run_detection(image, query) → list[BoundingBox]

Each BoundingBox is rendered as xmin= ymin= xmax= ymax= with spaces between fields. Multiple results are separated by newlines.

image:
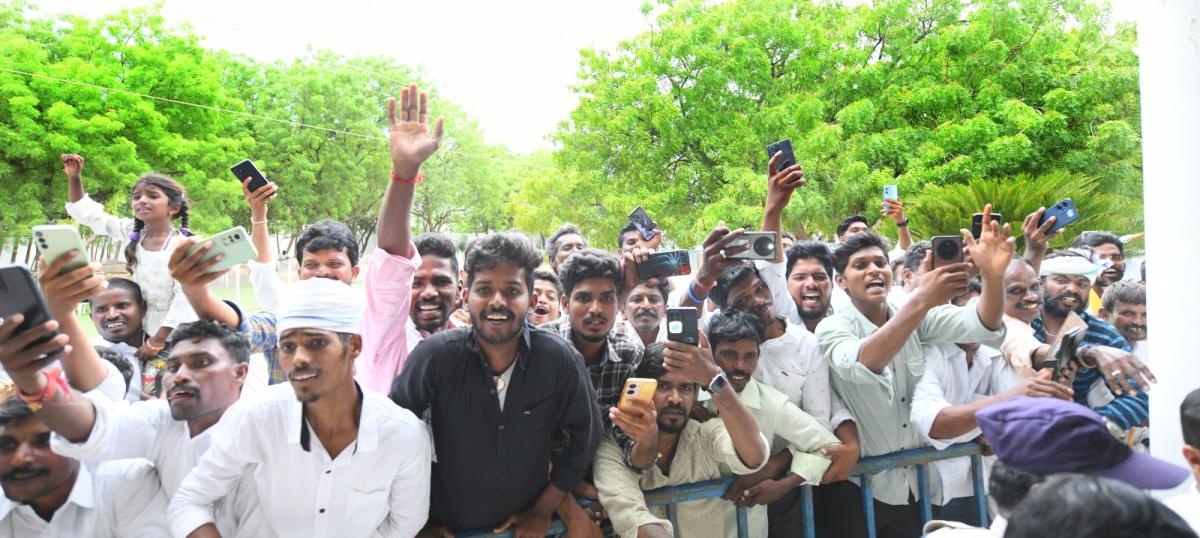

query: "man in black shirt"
xmin=392 ymin=231 xmax=602 ymax=537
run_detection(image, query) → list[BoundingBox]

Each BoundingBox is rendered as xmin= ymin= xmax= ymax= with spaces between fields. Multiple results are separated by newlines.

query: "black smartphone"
xmin=636 ymin=250 xmax=692 ymax=281
xmin=1043 ymin=327 xmax=1084 ymax=383
xmin=0 ymin=265 xmax=62 ymax=353
xmin=766 ymin=139 xmax=796 ymax=172
xmin=1039 ymin=198 xmax=1080 ymax=235
xmin=666 ymin=307 xmax=699 ymax=346
xmin=231 ymin=159 xmax=269 ymax=193
xmin=628 ymin=207 xmax=658 ymax=241
xmin=930 ymin=236 xmax=964 ymax=269
xmin=971 ymin=213 xmax=1002 ymax=240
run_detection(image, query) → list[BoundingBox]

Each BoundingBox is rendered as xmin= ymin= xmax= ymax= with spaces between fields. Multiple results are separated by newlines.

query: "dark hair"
xmin=709 ymin=264 xmax=761 ymax=310
xmin=167 ymin=321 xmax=250 ymax=365
xmin=1071 ymin=231 xmax=1124 ymax=256
xmin=629 ymin=277 xmax=671 ymax=305
xmin=1101 ymin=280 xmax=1145 ymax=312
xmin=89 ymin=277 xmax=146 ymax=310
xmin=95 ymin=346 xmax=134 ymax=391
xmin=125 ymin=173 xmax=193 ymax=273
xmin=902 ymin=241 xmax=932 ymax=274
xmin=294 ymin=219 xmax=360 ymax=267
xmin=782 ymin=232 xmax=796 ymax=241
xmin=832 ymin=232 xmax=890 ymax=275
xmin=989 ymin=461 xmax=1045 ymax=516
xmin=1004 ymin=474 xmax=1196 ymax=538
xmin=466 ymin=231 xmax=542 ymax=292
xmin=558 ymin=248 xmax=623 ymax=298
xmin=533 ymin=269 xmax=564 ymax=298
xmin=1182 ymin=388 xmax=1200 ymax=448
xmin=785 ymin=241 xmax=834 ymax=280
xmin=0 ymin=396 xmax=34 ymax=427
xmin=546 ymin=224 xmax=586 ymax=263
xmin=617 ymin=222 xmax=639 ymax=249
xmin=415 ymin=233 xmax=459 ymax=274
xmin=966 ymin=276 xmax=982 ymax=295
xmin=635 ymin=342 xmax=668 ymax=379
xmin=706 ymin=309 xmax=765 ymax=351
xmin=836 ymin=215 xmax=869 ymax=238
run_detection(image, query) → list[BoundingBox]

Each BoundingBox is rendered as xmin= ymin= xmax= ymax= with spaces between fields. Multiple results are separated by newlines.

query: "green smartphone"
xmin=32 ymin=225 xmax=90 ymax=274
xmin=185 ymin=226 xmax=257 ymax=273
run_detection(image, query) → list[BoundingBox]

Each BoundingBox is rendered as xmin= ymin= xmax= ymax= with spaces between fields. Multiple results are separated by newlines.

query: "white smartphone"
xmin=32 ymin=225 xmax=90 ymax=274
xmin=185 ymin=226 xmax=257 ymax=273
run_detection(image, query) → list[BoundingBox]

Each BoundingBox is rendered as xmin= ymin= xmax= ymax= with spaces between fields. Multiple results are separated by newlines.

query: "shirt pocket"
xmin=343 ymin=488 xmax=390 ymax=536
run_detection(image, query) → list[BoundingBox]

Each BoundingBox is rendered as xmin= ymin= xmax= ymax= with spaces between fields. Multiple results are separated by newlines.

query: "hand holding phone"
xmin=636 ymin=250 xmax=692 ymax=281
xmin=628 ymin=207 xmax=658 ymax=241
xmin=725 ymin=231 xmax=778 ymax=261
xmin=618 ymin=378 xmax=658 ymax=413
xmin=766 ymin=139 xmax=796 ymax=172
xmin=930 ymin=236 xmax=964 ymax=269
xmin=0 ymin=265 xmax=66 ymax=368
xmin=182 ymin=226 xmax=258 ymax=274
xmin=32 ymin=225 xmax=90 ymax=275
xmin=231 ymin=159 xmax=270 ymax=194
xmin=666 ymin=307 xmax=699 ymax=346
xmin=1038 ymin=198 xmax=1080 ymax=235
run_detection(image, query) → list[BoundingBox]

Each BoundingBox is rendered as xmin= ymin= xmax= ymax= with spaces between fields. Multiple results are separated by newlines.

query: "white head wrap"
xmin=1039 ymin=253 xmax=1103 ymax=284
xmin=276 ymin=278 xmax=365 ymax=335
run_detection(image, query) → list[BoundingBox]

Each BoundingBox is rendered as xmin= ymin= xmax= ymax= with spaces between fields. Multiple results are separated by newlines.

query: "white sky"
xmin=26 ymin=0 xmax=1138 ymax=153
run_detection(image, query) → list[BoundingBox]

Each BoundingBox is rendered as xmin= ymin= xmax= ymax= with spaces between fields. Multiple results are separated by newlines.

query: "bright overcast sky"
xmin=27 ymin=0 xmax=1138 ymax=154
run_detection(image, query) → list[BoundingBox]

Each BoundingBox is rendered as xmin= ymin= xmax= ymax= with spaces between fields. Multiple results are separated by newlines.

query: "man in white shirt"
xmin=1164 ymin=388 xmax=1200 ymax=533
xmin=169 ymin=278 xmax=431 ymax=538
xmin=0 ymin=394 xmax=170 ymax=537
xmin=86 ymin=277 xmax=157 ymax=401
xmin=1098 ymin=281 xmax=1148 ymax=365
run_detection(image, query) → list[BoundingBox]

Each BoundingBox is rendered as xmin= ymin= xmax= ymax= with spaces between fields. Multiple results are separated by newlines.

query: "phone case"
xmin=970 ymin=213 xmax=1002 ymax=240
xmin=32 ymin=225 xmax=90 ymax=274
xmin=628 ymin=207 xmax=658 ymax=241
xmin=186 ymin=226 xmax=258 ymax=273
xmin=231 ymin=159 xmax=269 ymax=193
xmin=666 ymin=307 xmax=699 ymax=345
xmin=0 ymin=265 xmax=61 ymax=349
xmin=636 ymin=250 xmax=692 ymax=280
xmin=766 ymin=139 xmax=796 ymax=171
xmin=930 ymin=236 xmax=964 ymax=268
xmin=1040 ymin=198 xmax=1079 ymax=234
xmin=726 ymin=231 xmax=778 ymax=260
xmin=883 ymin=185 xmax=899 ymax=200
xmin=618 ymin=378 xmax=658 ymax=411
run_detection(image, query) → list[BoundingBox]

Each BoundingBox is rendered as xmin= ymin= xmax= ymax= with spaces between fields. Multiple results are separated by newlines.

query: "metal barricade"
xmin=463 ymin=442 xmax=987 ymax=537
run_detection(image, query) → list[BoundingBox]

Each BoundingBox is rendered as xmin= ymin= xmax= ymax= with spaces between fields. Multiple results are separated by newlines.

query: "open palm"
xmin=388 ymin=83 xmax=445 ymax=172
xmin=964 ymin=204 xmax=1015 ymax=279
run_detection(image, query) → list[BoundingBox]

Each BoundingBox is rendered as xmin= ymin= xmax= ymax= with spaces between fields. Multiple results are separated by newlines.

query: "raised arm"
xmin=378 ymin=84 xmax=444 ymax=257
xmin=963 ymin=205 xmax=1013 ymax=332
xmin=241 ymin=177 xmax=278 ymax=265
xmin=663 ymin=340 xmax=765 ymax=468
xmin=679 ymin=224 xmax=749 ymax=309
xmin=882 ymin=197 xmax=913 ymax=252
xmin=168 ymin=237 xmax=240 ymax=328
xmin=763 ymin=151 xmax=806 ymax=264
xmin=63 ymin=153 xmax=85 ymax=203
xmin=37 ymin=252 xmax=110 ymax=391
xmin=1021 ymin=207 xmax=1058 ymax=273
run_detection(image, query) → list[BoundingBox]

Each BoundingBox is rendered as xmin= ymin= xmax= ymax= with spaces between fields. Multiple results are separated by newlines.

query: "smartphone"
xmin=930 ymin=236 xmax=964 ymax=269
xmin=883 ymin=185 xmax=899 ymax=201
xmin=230 ymin=159 xmax=269 ymax=193
xmin=666 ymin=307 xmax=699 ymax=346
xmin=1043 ymin=327 xmax=1084 ymax=384
xmin=184 ymin=226 xmax=258 ymax=273
xmin=725 ymin=231 xmax=778 ymax=261
xmin=636 ymin=250 xmax=692 ymax=281
xmin=766 ymin=139 xmax=796 ymax=172
xmin=971 ymin=213 xmax=1002 ymax=240
xmin=32 ymin=225 xmax=90 ymax=275
xmin=1039 ymin=198 xmax=1080 ymax=235
xmin=628 ymin=207 xmax=658 ymax=241
xmin=618 ymin=378 xmax=658 ymax=412
xmin=0 ymin=265 xmax=62 ymax=352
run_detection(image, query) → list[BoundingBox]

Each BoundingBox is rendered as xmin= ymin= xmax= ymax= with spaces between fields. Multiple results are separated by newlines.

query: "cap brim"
xmin=1091 ymin=450 xmax=1190 ymax=490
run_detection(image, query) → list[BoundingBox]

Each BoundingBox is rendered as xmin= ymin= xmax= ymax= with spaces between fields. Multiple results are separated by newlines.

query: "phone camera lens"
xmin=34 ymin=232 xmax=42 ymax=237
xmin=754 ymin=236 xmax=775 ymax=255
xmin=936 ymin=241 xmax=960 ymax=260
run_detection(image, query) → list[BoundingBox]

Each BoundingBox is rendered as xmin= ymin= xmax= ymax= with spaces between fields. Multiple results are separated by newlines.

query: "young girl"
xmin=62 ymin=153 xmax=198 ymax=368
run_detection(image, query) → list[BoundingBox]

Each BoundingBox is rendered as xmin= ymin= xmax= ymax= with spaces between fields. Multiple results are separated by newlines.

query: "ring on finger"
xmin=1110 ymin=370 xmax=1123 ymax=377
xmin=719 ymin=250 xmax=726 ymax=259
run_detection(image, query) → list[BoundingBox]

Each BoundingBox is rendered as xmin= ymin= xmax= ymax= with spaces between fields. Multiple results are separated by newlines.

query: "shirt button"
xmin=900 ymin=397 xmax=906 ymax=402
xmin=319 ymin=509 xmax=326 ymax=514
xmin=490 ymin=388 xmax=497 ymax=394
xmin=325 ymin=470 xmax=331 ymax=474
xmin=902 ymin=424 xmax=908 ymax=428
xmin=499 ymin=425 xmax=506 ymax=431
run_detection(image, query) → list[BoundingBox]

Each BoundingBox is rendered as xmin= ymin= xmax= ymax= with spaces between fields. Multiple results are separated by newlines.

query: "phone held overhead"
xmin=930 ymin=236 xmax=964 ymax=269
xmin=636 ymin=250 xmax=692 ymax=281
xmin=1039 ymin=198 xmax=1080 ymax=235
xmin=766 ymin=139 xmax=796 ymax=171
xmin=230 ymin=159 xmax=270 ymax=193
xmin=184 ymin=226 xmax=258 ymax=273
xmin=32 ymin=225 xmax=90 ymax=275
xmin=971 ymin=213 xmax=1002 ymax=240
xmin=628 ymin=207 xmax=659 ymax=241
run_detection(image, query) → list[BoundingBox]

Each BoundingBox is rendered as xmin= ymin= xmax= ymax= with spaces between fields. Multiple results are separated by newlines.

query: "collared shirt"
xmin=1031 ymin=312 xmax=1148 ymax=430
xmin=168 ymin=382 xmax=431 ymax=537
xmin=359 ymin=246 xmax=421 ymax=393
xmin=702 ymin=378 xmax=839 ymax=538
xmin=90 ymin=337 xmax=149 ymax=401
xmin=391 ymin=324 xmax=602 ymax=532
xmin=756 ymin=321 xmax=855 ymax=432
xmin=911 ymin=343 xmax=1017 ymax=504
xmin=755 ymin=259 xmax=802 ymax=327
xmin=50 ymin=395 xmax=266 ymax=536
xmin=0 ymin=460 xmax=170 ymax=537
xmin=549 ymin=317 xmax=645 ymax=468
xmin=405 ymin=314 xmax=469 ymax=354
xmin=815 ymin=299 xmax=1005 ymax=505
xmin=594 ymin=419 xmax=769 ymax=538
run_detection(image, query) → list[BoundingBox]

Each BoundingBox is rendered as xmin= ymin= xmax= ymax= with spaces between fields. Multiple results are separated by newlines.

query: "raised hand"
xmin=38 ymin=252 xmax=106 ymax=319
xmin=0 ymin=315 xmax=69 ymax=393
xmin=169 ymin=237 xmax=228 ymax=290
xmin=662 ymin=341 xmax=721 ymax=386
xmin=882 ymin=198 xmax=906 ymax=224
xmin=1022 ymin=207 xmax=1059 ymax=254
xmin=695 ymin=222 xmax=750 ymax=286
xmin=910 ymin=251 xmax=971 ymax=309
xmin=388 ymin=84 xmax=445 ymax=178
xmin=61 ymin=153 xmax=84 ymax=179
xmin=766 ymin=151 xmax=806 ymax=212
xmin=962 ymin=204 xmax=1015 ymax=281
xmin=241 ymin=177 xmax=278 ymax=221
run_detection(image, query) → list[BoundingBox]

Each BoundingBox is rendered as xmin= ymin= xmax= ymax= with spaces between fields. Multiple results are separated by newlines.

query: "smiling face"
xmin=652 ymin=371 xmax=697 ymax=434
xmin=1042 ymin=274 xmax=1092 ymax=319
xmin=1106 ymin=301 xmax=1147 ymax=343
xmin=0 ymin=414 xmax=78 ymax=505
xmin=837 ymin=246 xmax=891 ymax=308
xmin=713 ymin=338 xmax=760 ymax=393
xmin=1004 ymin=261 xmax=1042 ymax=323
xmin=1091 ymin=243 xmax=1126 ymax=286
xmin=129 ymin=183 xmax=179 ymax=224
xmin=163 ymin=338 xmax=247 ymax=423
xmin=467 ymin=262 xmax=531 ymax=346
xmin=787 ymin=258 xmax=832 ymax=322
xmin=624 ymin=283 xmax=666 ymax=334
xmin=279 ymin=329 xmax=360 ymax=404
xmin=411 ymin=255 xmax=459 ymax=334
xmin=529 ymin=278 xmax=561 ymax=326
xmin=565 ymin=277 xmax=618 ymax=343
xmin=90 ymin=287 xmax=145 ymax=345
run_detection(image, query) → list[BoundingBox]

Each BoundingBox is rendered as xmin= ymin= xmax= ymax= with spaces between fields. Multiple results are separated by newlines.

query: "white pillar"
xmin=1139 ymin=0 xmax=1200 ymax=480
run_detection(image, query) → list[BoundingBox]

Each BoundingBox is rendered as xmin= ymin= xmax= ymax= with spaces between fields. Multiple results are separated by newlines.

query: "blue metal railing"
xmin=464 ymin=442 xmax=987 ymax=537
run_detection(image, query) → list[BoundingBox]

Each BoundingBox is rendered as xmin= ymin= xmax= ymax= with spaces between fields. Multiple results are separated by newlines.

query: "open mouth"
xmin=865 ymin=278 xmax=887 ymax=291
xmin=729 ymin=373 xmax=750 ymax=382
xmin=2 ymin=469 xmax=48 ymax=482
xmin=134 ymin=206 xmax=152 ymax=214
xmin=1018 ymin=302 xmax=1039 ymax=311
xmin=102 ymin=319 xmax=128 ymax=330
xmin=167 ymin=388 xmax=197 ymax=402
xmin=484 ymin=313 xmax=514 ymax=323
xmin=800 ymin=292 xmax=823 ymax=305
xmin=415 ymin=303 xmax=445 ymax=321
xmin=533 ymin=305 xmax=550 ymax=316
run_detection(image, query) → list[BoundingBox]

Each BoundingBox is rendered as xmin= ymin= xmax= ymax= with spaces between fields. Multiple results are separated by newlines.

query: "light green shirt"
xmin=702 ymin=378 xmax=840 ymax=537
xmin=815 ymin=299 xmax=1004 ymax=505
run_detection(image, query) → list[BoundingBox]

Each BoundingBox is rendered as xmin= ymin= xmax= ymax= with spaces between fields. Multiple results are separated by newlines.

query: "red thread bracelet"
xmin=390 ymin=171 xmax=425 ymax=185
xmin=18 ymin=366 xmax=71 ymax=411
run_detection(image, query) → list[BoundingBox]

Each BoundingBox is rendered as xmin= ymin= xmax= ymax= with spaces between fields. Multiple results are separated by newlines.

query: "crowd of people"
xmin=0 ymin=83 xmax=1194 ymax=538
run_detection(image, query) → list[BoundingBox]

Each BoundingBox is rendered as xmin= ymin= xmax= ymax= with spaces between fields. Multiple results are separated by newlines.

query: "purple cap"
xmin=976 ymin=396 xmax=1187 ymax=490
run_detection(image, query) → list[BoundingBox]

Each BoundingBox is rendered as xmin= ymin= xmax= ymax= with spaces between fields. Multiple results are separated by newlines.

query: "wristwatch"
xmin=896 ymin=218 xmax=909 ymax=228
xmin=707 ymin=372 xmax=730 ymax=395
